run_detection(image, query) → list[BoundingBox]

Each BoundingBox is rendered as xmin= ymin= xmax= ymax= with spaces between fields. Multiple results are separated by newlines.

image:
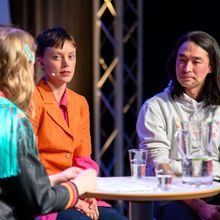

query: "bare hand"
xmin=60 ymin=167 xmax=83 ymax=182
xmin=71 ymin=169 xmax=97 ymax=195
xmin=83 ymin=198 xmax=99 ymax=216
xmin=49 ymin=166 xmax=83 ymax=186
xmin=75 ymin=198 xmax=99 ymax=220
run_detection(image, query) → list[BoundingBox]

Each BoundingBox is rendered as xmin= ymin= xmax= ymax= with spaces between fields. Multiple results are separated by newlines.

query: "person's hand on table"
xmin=75 ymin=198 xmax=99 ymax=220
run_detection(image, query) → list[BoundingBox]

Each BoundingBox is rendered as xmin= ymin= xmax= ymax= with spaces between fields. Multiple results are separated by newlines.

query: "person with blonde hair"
xmin=0 ymin=26 xmax=97 ymax=220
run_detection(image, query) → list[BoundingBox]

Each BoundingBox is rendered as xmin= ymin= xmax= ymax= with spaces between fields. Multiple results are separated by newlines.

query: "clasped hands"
xmin=75 ymin=197 xmax=99 ymax=220
xmin=49 ymin=166 xmax=99 ymax=219
xmin=63 ymin=167 xmax=99 ymax=219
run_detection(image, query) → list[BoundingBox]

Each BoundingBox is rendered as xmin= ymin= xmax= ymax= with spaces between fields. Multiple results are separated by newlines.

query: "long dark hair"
xmin=167 ymin=31 xmax=220 ymax=106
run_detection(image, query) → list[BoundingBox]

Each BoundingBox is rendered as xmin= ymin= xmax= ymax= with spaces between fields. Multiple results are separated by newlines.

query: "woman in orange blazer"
xmin=29 ymin=78 xmax=97 ymax=175
xmin=28 ymin=27 xmax=128 ymax=220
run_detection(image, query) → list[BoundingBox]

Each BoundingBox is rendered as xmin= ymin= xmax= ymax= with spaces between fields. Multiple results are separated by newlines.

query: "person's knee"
xmin=57 ymin=208 xmax=91 ymax=220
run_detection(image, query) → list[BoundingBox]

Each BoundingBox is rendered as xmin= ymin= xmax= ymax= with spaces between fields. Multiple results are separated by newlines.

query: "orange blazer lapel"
xmin=38 ymin=80 xmax=73 ymax=137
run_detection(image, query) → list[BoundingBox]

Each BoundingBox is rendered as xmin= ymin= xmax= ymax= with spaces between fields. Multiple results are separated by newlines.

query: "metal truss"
xmin=93 ymin=0 xmax=143 ymax=178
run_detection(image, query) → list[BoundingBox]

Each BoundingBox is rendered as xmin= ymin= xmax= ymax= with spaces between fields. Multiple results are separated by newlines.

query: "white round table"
xmin=84 ymin=176 xmax=220 ymax=220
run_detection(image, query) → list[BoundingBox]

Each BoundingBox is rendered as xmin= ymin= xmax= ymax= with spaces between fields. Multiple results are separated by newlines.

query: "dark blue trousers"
xmin=57 ymin=206 xmax=128 ymax=220
xmin=154 ymin=193 xmax=220 ymax=220
xmin=155 ymin=201 xmax=200 ymax=220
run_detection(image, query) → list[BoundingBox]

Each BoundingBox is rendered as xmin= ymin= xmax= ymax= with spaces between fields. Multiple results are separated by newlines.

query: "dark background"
xmin=143 ymin=0 xmax=220 ymax=100
xmin=7 ymin=0 xmax=220 ymax=108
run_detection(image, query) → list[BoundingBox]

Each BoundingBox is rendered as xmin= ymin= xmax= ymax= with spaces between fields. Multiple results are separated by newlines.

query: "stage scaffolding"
xmin=93 ymin=0 xmax=143 ymax=179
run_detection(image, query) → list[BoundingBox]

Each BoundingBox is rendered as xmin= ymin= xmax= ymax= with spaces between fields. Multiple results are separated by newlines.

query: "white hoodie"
xmin=137 ymin=86 xmax=220 ymax=180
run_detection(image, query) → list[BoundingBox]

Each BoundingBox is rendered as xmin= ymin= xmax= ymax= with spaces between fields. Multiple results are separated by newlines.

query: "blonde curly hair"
xmin=0 ymin=26 xmax=36 ymax=111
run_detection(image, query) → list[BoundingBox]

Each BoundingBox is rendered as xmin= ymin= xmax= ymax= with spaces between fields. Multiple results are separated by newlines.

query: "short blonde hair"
xmin=0 ymin=27 xmax=36 ymax=111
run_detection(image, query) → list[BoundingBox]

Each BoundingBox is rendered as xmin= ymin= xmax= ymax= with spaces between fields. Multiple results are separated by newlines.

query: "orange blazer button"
xmin=65 ymin=153 xmax=71 ymax=159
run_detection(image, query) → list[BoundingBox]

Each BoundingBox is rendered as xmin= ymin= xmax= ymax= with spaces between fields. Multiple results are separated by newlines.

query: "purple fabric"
xmin=36 ymin=213 xmax=58 ymax=220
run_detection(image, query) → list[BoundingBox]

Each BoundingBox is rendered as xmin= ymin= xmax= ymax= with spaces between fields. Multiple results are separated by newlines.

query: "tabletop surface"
xmin=84 ymin=176 xmax=220 ymax=201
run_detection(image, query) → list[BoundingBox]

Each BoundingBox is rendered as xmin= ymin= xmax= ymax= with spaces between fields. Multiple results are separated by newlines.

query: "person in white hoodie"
xmin=137 ymin=31 xmax=220 ymax=220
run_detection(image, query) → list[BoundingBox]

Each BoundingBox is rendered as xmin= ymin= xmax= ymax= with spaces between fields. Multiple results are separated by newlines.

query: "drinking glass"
xmin=153 ymin=158 xmax=173 ymax=190
xmin=128 ymin=149 xmax=148 ymax=178
xmin=175 ymin=121 xmax=213 ymax=185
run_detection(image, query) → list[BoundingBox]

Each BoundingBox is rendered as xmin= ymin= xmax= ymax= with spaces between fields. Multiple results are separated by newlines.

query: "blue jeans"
xmin=57 ymin=207 xmax=128 ymax=220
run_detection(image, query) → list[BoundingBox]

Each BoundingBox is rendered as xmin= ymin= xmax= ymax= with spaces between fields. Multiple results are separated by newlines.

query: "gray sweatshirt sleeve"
xmin=136 ymin=99 xmax=171 ymax=162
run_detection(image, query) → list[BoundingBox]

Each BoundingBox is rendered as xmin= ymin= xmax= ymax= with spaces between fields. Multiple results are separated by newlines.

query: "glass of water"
xmin=128 ymin=149 xmax=148 ymax=178
xmin=175 ymin=120 xmax=213 ymax=185
xmin=154 ymin=158 xmax=173 ymax=190
xmin=182 ymin=155 xmax=213 ymax=185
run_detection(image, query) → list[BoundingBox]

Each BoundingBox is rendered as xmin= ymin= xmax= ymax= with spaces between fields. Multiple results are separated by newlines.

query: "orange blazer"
xmin=27 ymin=79 xmax=95 ymax=175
